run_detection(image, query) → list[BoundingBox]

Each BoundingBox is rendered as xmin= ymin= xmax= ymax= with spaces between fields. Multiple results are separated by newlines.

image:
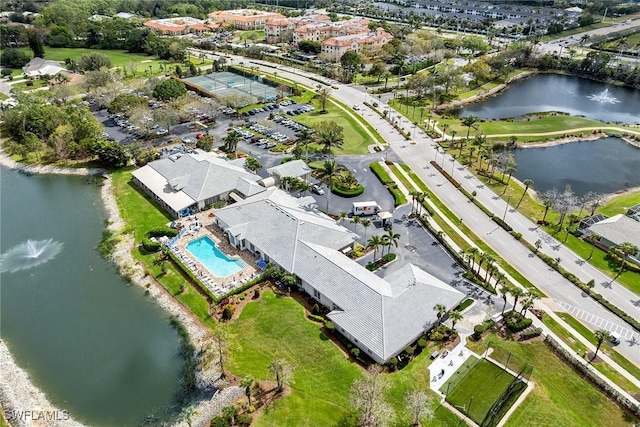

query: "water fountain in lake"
xmin=587 ymin=88 xmax=620 ymax=104
xmin=0 ymin=239 xmax=63 ymax=273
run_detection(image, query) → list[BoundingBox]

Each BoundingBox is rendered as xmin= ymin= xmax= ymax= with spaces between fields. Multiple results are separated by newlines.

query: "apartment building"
xmin=208 ymin=9 xmax=284 ymax=30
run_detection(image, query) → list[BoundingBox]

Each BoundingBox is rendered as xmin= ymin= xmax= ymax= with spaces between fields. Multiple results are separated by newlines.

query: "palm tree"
xmin=368 ymin=235 xmax=383 ymax=262
xmin=316 ymin=86 xmax=331 ymax=112
xmin=361 ymin=219 xmax=371 ymax=241
xmin=222 ymin=130 xmax=241 ymax=158
xmin=449 ymin=310 xmax=463 ymax=332
xmin=317 ymin=160 xmax=338 ymax=213
xmin=352 ymin=215 xmax=362 ymax=234
xmin=613 ymin=242 xmax=639 ymax=280
xmin=541 ymin=199 xmax=553 ymax=223
xmin=314 ymin=121 xmax=344 ymax=154
xmin=467 ymin=247 xmax=480 ymax=272
xmin=483 ymin=254 xmax=496 ymax=281
xmin=240 ymin=376 xmax=256 ymax=406
xmin=338 ymin=211 xmax=348 ymax=224
xmin=593 ymin=329 xmax=611 ymax=361
xmin=433 ymin=303 xmax=447 ymax=325
xmin=295 ymin=127 xmax=314 ymax=159
xmin=441 ymin=123 xmax=449 ymax=140
xmin=499 ymin=282 xmax=512 ymax=315
xmin=383 ymin=229 xmax=401 ymax=255
xmin=461 ymin=115 xmax=479 ymax=140
xmin=516 ymin=179 xmax=533 ymax=208
xmin=520 ymin=292 xmax=539 ymax=315
xmin=587 ymin=233 xmax=600 ymax=260
xmin=511 ymin=287 xmax=526 ymax=312
xmin=409 ymin=189 xmax=420 ymax=214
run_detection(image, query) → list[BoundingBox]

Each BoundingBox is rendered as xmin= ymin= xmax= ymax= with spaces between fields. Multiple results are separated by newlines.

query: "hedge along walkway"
xmin=432 ymin=124 xmax=640 ymax=142
xmin=388 ymin=163 xmax=640 ymax=401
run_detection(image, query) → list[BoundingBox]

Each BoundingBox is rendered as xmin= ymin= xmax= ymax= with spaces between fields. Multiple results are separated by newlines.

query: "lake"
xmin=462 ymin=74 xmax=640 ymax=124
xmin=513 ymin=137 xmax=640 ymax=196
xmin=0 ymin=167 xmax=182 ymax=426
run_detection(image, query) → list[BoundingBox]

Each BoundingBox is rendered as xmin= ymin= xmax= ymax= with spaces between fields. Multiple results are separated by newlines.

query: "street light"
xmin=502 ymin=195 xmax=512 ymax=221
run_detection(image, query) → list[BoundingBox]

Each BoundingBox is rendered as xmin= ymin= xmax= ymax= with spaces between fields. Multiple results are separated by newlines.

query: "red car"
xmin=195 ymin=133 xmax=205 ymax=139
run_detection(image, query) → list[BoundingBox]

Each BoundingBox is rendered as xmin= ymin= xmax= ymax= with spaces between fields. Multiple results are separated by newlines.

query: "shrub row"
xmin=520 ymin=240 xmax=640 ymax=332
xmin=429 ymin=160 xmax=461 ymax=188
xmin=332 ymin=184 xmax=365 ymax=197
xmin=388 ymin=183 xmax=407 ymax=206
xmin=492 ymin=216 xmax=513 ymax=232
xmin=308 ymin=313 xmax=325 ymax=323
xmin=366 ymin=252 xmax=397 ymax=271
xmin=519 ymin=327 xmax=543 ymax=341
xmin=545 ymin=336 xmax=640 ymax=418
xmin=463 ymin=271 xmax=496 ymax=293
xmin=141 ymin=238 xmax=162 ymax=252
xmin=369 ymin=162 xmax=394 ymax=185
xmin=606 ymin=251 xmax=640 ymax=274
xmin=147 ymin=228 xmax=178 ymax=238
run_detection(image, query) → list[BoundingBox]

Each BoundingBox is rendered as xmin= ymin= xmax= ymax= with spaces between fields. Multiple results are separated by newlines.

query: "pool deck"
xmin=168 ymin=213 xmax=259 ymax=297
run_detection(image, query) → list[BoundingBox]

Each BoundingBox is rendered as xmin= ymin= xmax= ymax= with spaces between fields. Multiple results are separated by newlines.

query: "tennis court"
xmin=184 ymin=71 xmax=278 ymax=103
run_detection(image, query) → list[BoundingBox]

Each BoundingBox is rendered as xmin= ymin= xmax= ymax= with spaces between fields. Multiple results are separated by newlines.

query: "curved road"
xmin=216 ymin=53 xmax=640 ymax=366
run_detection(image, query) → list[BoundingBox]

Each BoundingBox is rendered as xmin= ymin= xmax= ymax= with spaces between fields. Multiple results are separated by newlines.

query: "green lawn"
xmin=468 ymin=335 xmax=635 ymax=427
xmin=598 ymin=190 xmax=640 ymax=217
xmin=294 ymin=99 xmax=376 ymax=155
xmin=1 ymin=47 xmax=207 ymax=79
xmin=442 ymin=357 xmax=518 ymax=425
xmin=225 ymin=291 xmax=461 ymax=427
xmin=111 ymin=169 xmax=217 ymax=329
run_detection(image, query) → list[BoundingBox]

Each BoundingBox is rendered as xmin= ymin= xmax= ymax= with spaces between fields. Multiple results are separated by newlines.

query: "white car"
xmin=155 ymin=128 xmax=168 ymax=136
xmin=311 ymin=184 xmax=325 ymax=195
xmin=352 ymin=104 xmax=360 ymax=110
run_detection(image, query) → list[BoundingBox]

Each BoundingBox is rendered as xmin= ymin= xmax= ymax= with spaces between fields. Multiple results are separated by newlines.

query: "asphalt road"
xmin=224 ymin=56 xmax=640 ymax=365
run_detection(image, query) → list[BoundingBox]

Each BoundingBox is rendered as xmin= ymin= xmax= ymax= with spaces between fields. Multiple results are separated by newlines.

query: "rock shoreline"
xmin=0 ymin=153 xmax=241 ymax=427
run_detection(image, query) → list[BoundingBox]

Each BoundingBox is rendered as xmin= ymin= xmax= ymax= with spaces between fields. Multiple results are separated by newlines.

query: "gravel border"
xmin=0 ymin=152 xmax=241 ymax=426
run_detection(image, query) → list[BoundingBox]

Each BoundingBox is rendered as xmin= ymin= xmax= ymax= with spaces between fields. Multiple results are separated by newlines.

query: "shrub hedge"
xmin=332 ymin=184 xmax=365 ymax=197
xmin=369 ymin=162 xmax=394 ymax=185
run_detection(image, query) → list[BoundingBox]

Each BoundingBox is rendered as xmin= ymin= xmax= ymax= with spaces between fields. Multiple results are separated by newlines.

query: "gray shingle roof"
xmin=295 ymin=243 xmax=464 ymax=362
xmin=148 ymin=153 xmax=260 ymax=203
xmin=587 ymin=214 xmax=640 ymax=248
xmin=214 ymin=188 xmax=357 ymax=271
xmin=267 ymin=160 xmax=312 ymax=179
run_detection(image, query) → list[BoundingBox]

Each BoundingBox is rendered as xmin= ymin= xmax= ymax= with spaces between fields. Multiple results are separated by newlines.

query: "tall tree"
xmin=516 ymin=179 xmax=533 ymax=208
xmin=349 ymin=366 xmax=394 ymax=427
xmin=28 ymin=31 xmax=44 ymax=58
xmin=313 ymin=121 xmax=344 ymax=154
xmin=612 ymin=242 xmax=639 ymax=280
xmin=268 ymin=359 xmax=293 ymax=392
xmin=587 ymin=233 xmax=600 ymax=260
xmin=433 ymin=303 xmax=447 ymax=325
xmin=316 ymin=86 xmax=331 ymax=113
xmin=461 ymin=115 xmax=478 ymax=140
xmin=593 ymin=329 xmax=611 ymax=361
xmin=368 ymin=235 xmax=383 ymax=262
xmin=317 ymin=159 xmax=338 ymax=213
xmin=405 ymin=389 xmax=433 ymax=427
xmin=449 ymin=310 xmax=463 ymax=332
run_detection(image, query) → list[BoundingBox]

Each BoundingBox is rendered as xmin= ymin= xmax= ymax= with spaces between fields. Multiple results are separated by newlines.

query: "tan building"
xmin=293 ymin=17 xmax=371 ymax=45
xmin=208 ymin=9 xmax=284 ymax=30
xmin=321 ymin=29 xmax=393 ymax=62
xmin=144 ymin=17 xmax=216 ymax=35
xmin=265 ymin=14 xmax=330 ymax=43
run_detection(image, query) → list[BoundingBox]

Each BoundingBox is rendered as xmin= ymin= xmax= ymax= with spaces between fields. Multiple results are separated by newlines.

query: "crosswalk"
xmin=557 ymin=301 xmax=639 ymax=341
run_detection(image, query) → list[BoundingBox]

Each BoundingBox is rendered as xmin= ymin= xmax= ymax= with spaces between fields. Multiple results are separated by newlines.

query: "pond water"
xmin=0 ymin=167 xmax=183 ymax=426
xmin=513 ymin=138 xmax=640 ymax=196
xmin=462 ymin=74 xmax=640 ymax=124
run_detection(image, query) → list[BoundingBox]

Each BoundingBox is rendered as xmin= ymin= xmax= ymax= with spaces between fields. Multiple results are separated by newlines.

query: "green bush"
xmin=369 ymin=162 xmax=394 ymax=185
xmin=350 ymin=347 xmax=361 ymax=357
xmin=222 ymin=304 xmax=235 ymax=320
xmin=404 ymin=346 xmax=414 ymax=357
xmin=308 ymin=313 xmax=324 ymax=323
xmin=519 ymin=327 xmax=543 ymax=341
xmin=237 ymin=413 xmax=252 ymax=427
xmin=492 ymin=216 xmax=513 ymax=232
xmin=332 ymin=184 xmax=365 ymax=197
xmin=147 ymin=228 xmax=178 ymax=238
xmin=472 ymin=319 xmax=495 ymax=340
xmin=417 ymin=338 xmax=427 ymax=348
xmin=430 ymin=330 xmax=444 ymax=341
xmin=511 ymin=231 xmax=522 ymax=240
xmin=381 ymin=253 xmax=396 ymax=262
xmin=505 ymin=312 xmax=533 ymax=332
xmin=324 ymin=320 xmax=335 ymax=332
xmin=141 ymin=238 xmax=161 ymax=252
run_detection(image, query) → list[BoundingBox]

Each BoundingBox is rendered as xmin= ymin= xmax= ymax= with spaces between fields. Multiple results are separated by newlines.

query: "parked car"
xmin=311 ymin=184 xmax=324 ymax=195
xmin=352 ymin=104 xmax=360 ymax=110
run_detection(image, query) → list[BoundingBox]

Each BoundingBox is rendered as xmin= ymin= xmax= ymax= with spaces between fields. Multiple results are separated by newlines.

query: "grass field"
xmin=225 ymin=290 xmax=461 ymax=427
xmin=442 ymin=357 xmax=518 ymax=425
xmin=1 ymin=47 xmax=210 ymax=79
xmin=111 ymin=169 xmax=217 ymax=329
xmin=294 ymin=98 xmax=375 ymax=154
xmin=467 ymin=335 xmax=636 ymax=427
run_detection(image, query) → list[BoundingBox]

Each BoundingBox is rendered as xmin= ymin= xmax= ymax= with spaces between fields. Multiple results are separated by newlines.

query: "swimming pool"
xmin=186 ymin=236 xmax=245 ymax=278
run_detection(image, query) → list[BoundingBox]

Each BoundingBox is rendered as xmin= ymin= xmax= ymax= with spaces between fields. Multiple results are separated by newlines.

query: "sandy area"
xmin=0 ymin=152 xmax=241 ymax=426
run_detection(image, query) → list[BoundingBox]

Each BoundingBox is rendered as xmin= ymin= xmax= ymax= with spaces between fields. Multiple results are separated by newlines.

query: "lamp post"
xmin=503 ymin=195 xmax=512 ymax=221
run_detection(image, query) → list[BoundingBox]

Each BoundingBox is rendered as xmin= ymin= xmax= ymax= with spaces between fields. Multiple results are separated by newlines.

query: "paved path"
xmin=213 ymin=54 xmax=640 ymax=367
